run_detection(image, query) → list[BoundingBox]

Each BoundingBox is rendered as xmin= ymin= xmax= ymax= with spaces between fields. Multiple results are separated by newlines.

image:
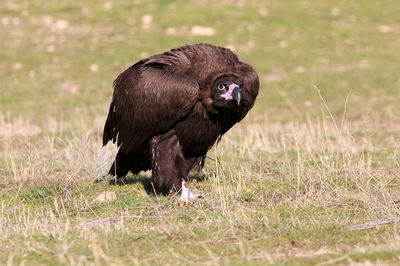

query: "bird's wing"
xmin=103 ymin=58 xmax=199 ymax=154
xmin=236 ymin=62 xmax=260 ymax=121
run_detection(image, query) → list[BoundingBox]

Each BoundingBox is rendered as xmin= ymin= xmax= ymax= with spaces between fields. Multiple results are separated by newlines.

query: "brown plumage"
xmin=103 ymin=43 xmax=259 ymax=198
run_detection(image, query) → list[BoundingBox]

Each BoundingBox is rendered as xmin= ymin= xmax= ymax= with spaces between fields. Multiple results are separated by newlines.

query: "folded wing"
xmin=103 ymin=56 xmax=199 ymax=154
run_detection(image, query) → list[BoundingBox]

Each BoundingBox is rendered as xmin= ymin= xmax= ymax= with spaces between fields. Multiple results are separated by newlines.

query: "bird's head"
xmin=209 ymin=74 xmax=243 ymax=113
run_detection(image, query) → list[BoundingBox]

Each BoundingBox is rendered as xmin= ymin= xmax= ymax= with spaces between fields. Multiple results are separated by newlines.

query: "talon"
xmin=179 ymin=180 xmax=199 ymax=201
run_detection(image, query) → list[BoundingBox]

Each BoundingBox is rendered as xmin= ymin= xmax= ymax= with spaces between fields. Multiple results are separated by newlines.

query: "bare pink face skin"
xmin=220 ymin=83 xmax=239 ymax=100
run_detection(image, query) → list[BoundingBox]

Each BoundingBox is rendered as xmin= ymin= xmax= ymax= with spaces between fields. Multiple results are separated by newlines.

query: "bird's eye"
xmin=218 ymin=84 xmax=225 ymax=90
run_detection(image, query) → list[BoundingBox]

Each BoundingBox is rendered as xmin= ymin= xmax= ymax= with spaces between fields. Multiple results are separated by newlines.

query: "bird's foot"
xmin=179 ymin=180 xmax=200 ymax=202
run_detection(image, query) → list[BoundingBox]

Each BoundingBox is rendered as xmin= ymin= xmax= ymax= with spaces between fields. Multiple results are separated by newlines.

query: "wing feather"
xmin=103 ymin=55 xmax=199 ymax=154
xmin=236 ymin=62 xmax=259 ymax=121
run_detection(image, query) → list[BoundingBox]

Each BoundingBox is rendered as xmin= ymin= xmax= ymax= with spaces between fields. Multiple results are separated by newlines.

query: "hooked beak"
xmin=220 ymin=83 xmax=241 ymax=106
xmin=232 ymin=86 xmax=241 ymax=106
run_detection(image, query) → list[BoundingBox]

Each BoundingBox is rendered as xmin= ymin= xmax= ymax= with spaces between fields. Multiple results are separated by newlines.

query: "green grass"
xmin=2 ymin=0 xmax=400 ymax=264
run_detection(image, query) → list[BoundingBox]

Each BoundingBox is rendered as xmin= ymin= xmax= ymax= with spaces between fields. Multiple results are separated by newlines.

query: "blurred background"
xmin=2 ymin=0 xmax=400 ymax=128
xmin=2 ymin=1 xmax=400 ymax=263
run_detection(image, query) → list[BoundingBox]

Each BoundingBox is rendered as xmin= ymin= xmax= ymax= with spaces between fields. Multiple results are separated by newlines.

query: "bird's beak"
xmin=232 ymin=86 xmax=241 ymax=106
xmin=220 ymin=83 xmax=241 ymax=106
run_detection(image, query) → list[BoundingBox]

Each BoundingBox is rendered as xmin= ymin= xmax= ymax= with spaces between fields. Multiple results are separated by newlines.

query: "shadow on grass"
xmin=103 ymin=172 xmax=206 ymax=196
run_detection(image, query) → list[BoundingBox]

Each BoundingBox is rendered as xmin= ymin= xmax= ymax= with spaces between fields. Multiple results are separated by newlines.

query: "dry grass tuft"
xmin=1 ymin=109 xmax=400 ymax=263
xmin=0 ymin=115 xmax=42 ymax=138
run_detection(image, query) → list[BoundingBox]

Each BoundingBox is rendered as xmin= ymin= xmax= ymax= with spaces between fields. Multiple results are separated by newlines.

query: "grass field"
xmin=2 ymin=0 xmax=400 ymax=264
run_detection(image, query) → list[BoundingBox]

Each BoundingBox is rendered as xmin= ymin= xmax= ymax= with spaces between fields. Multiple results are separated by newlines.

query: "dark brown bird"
xmin=103 ymin=43 xmax=259 ymax=200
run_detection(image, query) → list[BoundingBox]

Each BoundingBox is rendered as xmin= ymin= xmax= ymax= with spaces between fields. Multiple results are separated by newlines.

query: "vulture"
xmin=103 ymin=43 xmax=259 ymax=200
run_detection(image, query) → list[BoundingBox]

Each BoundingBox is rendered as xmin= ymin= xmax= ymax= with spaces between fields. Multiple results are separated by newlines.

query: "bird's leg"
xmin=108 ymin=150 xmax=131 ymax=178
xmin=108 ymin=146 xmax=151 ymax=181
xmin=150 ymin=133 xmax=200 ymax=200
xmin=150 ymin=134 xmax=180 ymax=191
